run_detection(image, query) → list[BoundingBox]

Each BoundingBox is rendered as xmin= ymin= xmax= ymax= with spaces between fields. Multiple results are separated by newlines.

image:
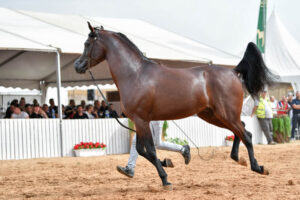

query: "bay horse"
xmin=74 ymin=22 xmax=275 ymax=189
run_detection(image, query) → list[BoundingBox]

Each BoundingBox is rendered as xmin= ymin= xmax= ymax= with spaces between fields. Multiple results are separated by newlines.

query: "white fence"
xmin=167 ymin=116 xmax=267 ymax=147
xmin=0 ymin=119 xmax=61 ymax=160
xmin=62 ymin=119 xmax=130 ymax=156
xmin=0 ymin=117 xmax=266 ymax=160
xmin=0 ymin=118 xmax=130 ymax=160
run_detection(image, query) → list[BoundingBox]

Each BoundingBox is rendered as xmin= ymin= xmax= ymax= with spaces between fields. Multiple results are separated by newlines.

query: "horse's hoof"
xmin=162 ymin=184 xmax=173 ymax=191
xmin=238 ymin=157 xmax=247 ymax=167
xmin=262 ymin=168 xmax=269 ymax=175
xmin=165 ymin=158 xmax=174 ymax=168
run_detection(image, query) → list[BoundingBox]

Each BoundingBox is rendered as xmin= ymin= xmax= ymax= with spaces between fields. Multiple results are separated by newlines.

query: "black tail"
xmin=234 ymin=42 xmax=278 ymax=97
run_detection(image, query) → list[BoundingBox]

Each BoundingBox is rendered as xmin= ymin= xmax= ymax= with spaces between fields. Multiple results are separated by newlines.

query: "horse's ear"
xmin=100 ymin=25 xmax=104 ymax=30
xmin=87 ymin=21 xmax=95 ymax=33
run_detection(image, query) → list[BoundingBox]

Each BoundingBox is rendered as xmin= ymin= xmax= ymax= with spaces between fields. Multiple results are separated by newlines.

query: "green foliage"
xmin=272 ymin=116 xmax=291 ymax=138
xmin=128 ymin=119 xmax=134 ymax=131
xmin=163 ymin=121 xmax=168 ymax=137
xmin=166 ymin=137 xmax=188 ymax=146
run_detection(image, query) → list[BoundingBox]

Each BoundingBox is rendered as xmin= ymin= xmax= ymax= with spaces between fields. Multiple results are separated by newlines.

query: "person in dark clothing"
xmin=49 ymin=98 xmax=58 ymax=118
xmin=81 ymin=100 xmax=86 ymax=110
xmin=65 ymin=99 xmax=76 ymax=119
xmin=99 ymin=100 xmax=109 ymax=118
xmin=4 ymin=99 xmax=18 ymax=118
xmin=42 ymin=104 xmax=51 ymax=118
xmin=19 ymin=97 xmax=26 ymax=111
xmin=73 ymin=105 xmax=88 ymax=119
xmin=30 ymin=104 xmax=43 ymax=118
xmin=25 ymin=104 xmax=33 ymax=116
xmin=291 ymin=91 xmax=300 ymax=140
xmin=108 ymin=104 xmax=119 ymax=118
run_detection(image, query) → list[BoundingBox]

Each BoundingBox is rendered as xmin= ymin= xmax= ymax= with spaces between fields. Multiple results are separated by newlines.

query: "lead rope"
xmin=171 ymin=120 xmax=216 ymax=161
xmin=88 ymin=70 xmax=136 ymax=132
xmin=88 ymin=70 xmax=215 ymax=160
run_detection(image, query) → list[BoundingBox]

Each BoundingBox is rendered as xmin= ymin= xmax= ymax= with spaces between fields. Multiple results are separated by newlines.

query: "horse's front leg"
xmin=134 ymin=118 xmax=172 ymax=190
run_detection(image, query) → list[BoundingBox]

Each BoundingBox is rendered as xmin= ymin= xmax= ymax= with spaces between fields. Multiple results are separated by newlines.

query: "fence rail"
xmin=167 ymin=116 xmax=267 ymax=147
xmin=0 ymin=117 xmax=265 ymax=160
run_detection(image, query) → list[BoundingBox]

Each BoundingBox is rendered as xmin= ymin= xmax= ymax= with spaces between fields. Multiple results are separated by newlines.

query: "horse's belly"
xmin=150 ymin=105 xmax=203 ymax=120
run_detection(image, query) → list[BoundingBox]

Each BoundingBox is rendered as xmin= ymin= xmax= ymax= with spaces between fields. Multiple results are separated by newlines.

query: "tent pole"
xmin=55 ymin=49 xmax=63 ymax=157
xmin=40 ymin=81 xmax=47 ymax=104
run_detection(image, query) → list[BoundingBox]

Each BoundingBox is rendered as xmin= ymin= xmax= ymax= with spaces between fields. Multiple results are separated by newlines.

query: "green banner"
xmin=256 ymin=0 xmax=267 ymax=53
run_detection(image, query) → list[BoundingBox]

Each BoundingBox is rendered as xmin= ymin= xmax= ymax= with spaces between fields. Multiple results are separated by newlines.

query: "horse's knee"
xmin=136 ymin=143 xmax=146 ymax=157
xmin=243 ymin=130 xmax=252 ymax=145
xmin=145 ymin=144 xmax=157 ymax=160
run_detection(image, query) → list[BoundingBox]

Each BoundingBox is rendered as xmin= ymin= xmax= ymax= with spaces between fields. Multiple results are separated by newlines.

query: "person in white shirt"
xmin=270 ymin=96 xmax=278 ymax=116
xmin=84 ymin=104 xmax=96 ymax=119
xmin=11 ymin=104 xmax=29 ymax=119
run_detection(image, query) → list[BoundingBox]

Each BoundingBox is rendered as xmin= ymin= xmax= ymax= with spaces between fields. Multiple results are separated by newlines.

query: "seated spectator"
xmin=81 ymin=100 xmax=86 ymax=110
xmin=73 ymin=105 xmax=88 ymax=119
xmin=100 ymin=100 xmax=109 ymax=118
xmin=30 ymin=104 xmax=43 ymax=118
xmin=84 ymin=104 xmax=96 ymax=119
xmin=65 ymin=99 xmax=76 ymax=119
xmin=19 ymin=97 xmax=26 ymax=111
xmin=108 ymin=104 xmax=119 ymax=118
xmin=277 ymin=96 xmax=290 ymax=116
xmin=5 ymin=99 xmax=18 ymax=118
xmin=25 ymin=104 xmax=33 ymax=116
xmin=39 ymin=106 xmax=48 ymax=118
xmin=94 ymin=100 xmax=102 ymax=117
xmin=42 ymin=104 xmax=51 ymax=118
xmin=33 ymin=99 xmax=39 ymax=105
xmin=270 ymin=96 xmax=278 ymax=116
xmin=49 ymin=98 xmax=58 ymax=118
xmin=11 ymin=104 xmax=29 ymax=119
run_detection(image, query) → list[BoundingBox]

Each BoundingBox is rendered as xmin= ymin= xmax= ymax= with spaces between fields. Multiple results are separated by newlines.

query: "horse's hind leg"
xmin=198 ymin=109 xmax=245 ymax=166
xmin=243 ymin=128 xmax=269 ymax=174
xmin=215 ymin=113 xmax=268 ymax=175
xmin=134 ymin=118 xmax=172 ymax=189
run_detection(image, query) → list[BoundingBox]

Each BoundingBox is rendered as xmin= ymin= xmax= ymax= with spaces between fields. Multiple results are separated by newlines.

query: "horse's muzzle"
xmin=74 ymin=58 xmax=88 ymax=74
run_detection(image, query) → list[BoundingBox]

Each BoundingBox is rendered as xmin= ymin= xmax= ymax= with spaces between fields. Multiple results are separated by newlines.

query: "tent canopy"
xmin=0 ymin=7 xmax=241 ymax=90
xmin=264 ymin=11 xmax=300 ymax=85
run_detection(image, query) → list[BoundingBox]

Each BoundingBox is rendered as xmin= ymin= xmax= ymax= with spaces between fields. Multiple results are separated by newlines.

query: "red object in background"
xmin=73 ymin=142 xmax=106 ymax=150
xmin=277 ymin=101 xmax=289 ymax=115
xmin=225 ymin=135 xmax=235 ymax=141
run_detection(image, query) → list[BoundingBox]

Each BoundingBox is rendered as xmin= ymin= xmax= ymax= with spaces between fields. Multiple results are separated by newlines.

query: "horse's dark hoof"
xmin=238 ymin=157 xmax=247 ymax=167
xmin=162 ymin=183 xmax=173 ymax=191
xmin=165 ymin=158 xmax=174 ymax=168
xmin=261 ymin=166 xmax=269 ymax=175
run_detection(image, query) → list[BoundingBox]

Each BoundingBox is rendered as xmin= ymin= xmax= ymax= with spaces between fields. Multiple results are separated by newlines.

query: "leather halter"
xmin=85 ymin=31 xmax=100 ymax=70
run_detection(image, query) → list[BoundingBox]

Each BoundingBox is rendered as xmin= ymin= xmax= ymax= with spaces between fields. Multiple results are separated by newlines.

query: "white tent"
xmin=0 ymin=7 xmax=241 ymax=90
xmin=264 ymin=11 xmax=300 ymax=90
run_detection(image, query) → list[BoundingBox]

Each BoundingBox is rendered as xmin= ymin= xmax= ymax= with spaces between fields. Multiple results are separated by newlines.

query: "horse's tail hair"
xmin=234 ymin=42 xmax=278 ymax=98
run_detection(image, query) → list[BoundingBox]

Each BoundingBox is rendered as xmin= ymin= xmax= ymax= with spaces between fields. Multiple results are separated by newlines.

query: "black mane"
xmin=116 ymin=32 xmax=151 ymax=61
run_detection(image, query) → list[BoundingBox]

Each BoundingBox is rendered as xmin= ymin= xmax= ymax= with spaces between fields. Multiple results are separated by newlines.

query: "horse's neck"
xmin=103 ymin=34 xmax=145 ymax=86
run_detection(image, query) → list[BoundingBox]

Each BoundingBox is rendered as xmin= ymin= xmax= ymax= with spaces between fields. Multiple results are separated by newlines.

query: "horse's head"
xmin=74 ymin=22 xmax=106 ymax=74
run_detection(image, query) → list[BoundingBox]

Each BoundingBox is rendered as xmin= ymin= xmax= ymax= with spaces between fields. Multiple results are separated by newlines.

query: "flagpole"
xmin=264 ymin=0 xmax=267 ymax=61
